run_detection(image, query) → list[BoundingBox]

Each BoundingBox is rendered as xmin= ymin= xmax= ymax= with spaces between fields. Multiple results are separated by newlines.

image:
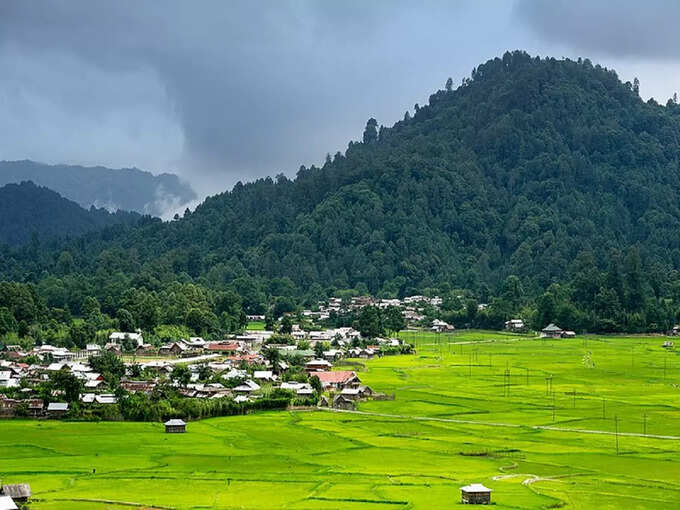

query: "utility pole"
xmin=573 ymin=388 xmax=576 ymax=409
xmin=643 ymin=412 xmax=647 ymax=436
xmin=602 ymin=398 xmax=606 ymax=419
xmin=552 ymin=391 xmax=555 ymax=422
xmin=615 ymin=415 xmax=619 ymax=455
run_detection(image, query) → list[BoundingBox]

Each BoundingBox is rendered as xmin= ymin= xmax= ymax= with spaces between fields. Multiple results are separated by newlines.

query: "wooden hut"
xmin=1 ymin=483 xmax=31 ymax=503
xmin=460 ymin=483 xmax=492 ymax=504
xmin=164 ymin=419 xmax=187 ymax=433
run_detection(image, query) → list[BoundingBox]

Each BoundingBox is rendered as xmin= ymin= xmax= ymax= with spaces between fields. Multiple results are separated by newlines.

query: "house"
xmin=460 ymin=483 xmax=492 ymax=504
xmin=105 ymin=343 xmax=122 ymax=355
xmin=46 ymin=402 xmax=69 ymax=415
xmin=431 ymin=319 xmax=454 ymax=332
xmin=164 ymin=419 xmax=186 ymax=433
xmin=253 ymin=370 xmax=276 ymax=382
xmin=1 ymin=484 xmax=31 ymax=504
xmin=322 ymin=349 xmax=344 ymax=361
xmin=332 ymin=394 xmax=354 ymax=410
xmin=159 ymin=342 xmax=189 ymax=356
xmin=27 ymin=399 xmax=44 ymax=416
xmin=0 ymin=496 xmax=18 ymax=510
xmin=340 ymin=387 xmax=362 ymax=400
xmin=317 ymin=395 xmax=329 ymax=407
xmin=340 ymin=385 xmax=373 ymax=400
xmin=85 ymin=344 xmax=102 ymax=355
xmin=95 ymin=394 xmax=118 ymax=404
xmin=280 ymin=381 xmax=314 ymax=396
xmin=206 ymin=342 xmax=241 ymax=353
xmin=135 ymin=344 xmax=155 ymax=355
xmin=232 ymin=380 xmax=260 ymax=394
xmin=109 ymin=331 xmax=144 ymax=346
xmin=305 ymin=359 xmax=332 ymax=372
xmin=540 ymin=323 xmax=564 ymax=338
xmin=314 ymin=371 xmax=360 ymax=390
xmin=0 ymin=372 xmax=18 ymax=389
xmin=504 ymin=319 xmax=525 ymax=331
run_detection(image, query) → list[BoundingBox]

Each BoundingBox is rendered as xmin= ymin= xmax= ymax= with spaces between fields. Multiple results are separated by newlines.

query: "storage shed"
xmin=1 ymin=484 xmax=31 ymax=503
xmin=164 ymin=419 xmax=187 ymax=433
xmin=460 ymin=483 xmax=492 ymax=504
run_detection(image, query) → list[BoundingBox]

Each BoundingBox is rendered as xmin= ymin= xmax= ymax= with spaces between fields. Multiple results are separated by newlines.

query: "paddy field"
xmin=2 ymin=330 xmax=680 ymax=509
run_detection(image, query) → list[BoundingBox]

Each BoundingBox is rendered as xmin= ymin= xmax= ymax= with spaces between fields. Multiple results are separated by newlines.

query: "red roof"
xmin=206 ymin=342 xmax=240 ymax=352
xmin=314 ymin=371 xmax=357 ymax=384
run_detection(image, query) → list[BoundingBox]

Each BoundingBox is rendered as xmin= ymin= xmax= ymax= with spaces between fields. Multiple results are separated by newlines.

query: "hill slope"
xmin=0 ymin=181 xmax=141 ymax=246
xmin=0 ymin=160 xmax=196 ymax=217
xmin=4 ymin=51 xmax=680 ymax=307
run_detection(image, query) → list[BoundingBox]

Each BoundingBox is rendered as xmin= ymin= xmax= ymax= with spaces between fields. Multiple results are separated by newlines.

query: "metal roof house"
xmin=1 ymin=484 xmax=31 ymax=502
xmin=540 ymin=323 xmax=564 ymax=338
xmin=460 ymin=483 xmax=492 ymax=504
xmin=164 ymin=419 xmax=187 ymax=433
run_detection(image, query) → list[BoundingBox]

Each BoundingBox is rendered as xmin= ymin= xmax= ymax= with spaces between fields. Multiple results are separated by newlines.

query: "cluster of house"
xmin=0 ymin=325 xmax=399 ymax=416
xmin=298 ymin=295 xmax=443 ymax=323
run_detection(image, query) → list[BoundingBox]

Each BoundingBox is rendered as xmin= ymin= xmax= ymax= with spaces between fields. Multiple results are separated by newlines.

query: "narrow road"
xmin=316 ymin=408 xmax=680 ymax=440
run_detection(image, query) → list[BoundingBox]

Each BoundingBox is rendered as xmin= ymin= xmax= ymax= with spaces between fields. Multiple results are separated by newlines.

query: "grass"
xmin=247 ymin=321 xmax=266 ymax=331
xmin=2 ymin=330 xmax=680 ymax=508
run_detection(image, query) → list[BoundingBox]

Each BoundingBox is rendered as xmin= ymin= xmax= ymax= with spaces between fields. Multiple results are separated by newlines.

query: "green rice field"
xmin=2 ymin=331 xmax=680 ymax=509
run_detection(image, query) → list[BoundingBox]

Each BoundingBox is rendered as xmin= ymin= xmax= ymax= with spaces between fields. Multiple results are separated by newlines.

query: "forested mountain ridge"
xmin=3 ymin=51 xmax=680 ymax=332
xmin=0 ymin=160 xmax=196 ymax=217
xmin=0 ymin=181 xmax=141 ymax=246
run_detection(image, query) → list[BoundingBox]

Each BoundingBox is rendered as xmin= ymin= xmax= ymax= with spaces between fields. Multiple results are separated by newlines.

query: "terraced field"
xmin=2 ymin=331 xmax=680 ymax=509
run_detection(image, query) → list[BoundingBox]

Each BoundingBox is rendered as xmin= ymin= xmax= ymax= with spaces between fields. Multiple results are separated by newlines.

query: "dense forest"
xmin=0 ymin=181 xmax=141 ymax=245
xmin=0 ymin=160 xmax=196 ymax=216
xmin=2 ymin=51 xmax=680 ymax=338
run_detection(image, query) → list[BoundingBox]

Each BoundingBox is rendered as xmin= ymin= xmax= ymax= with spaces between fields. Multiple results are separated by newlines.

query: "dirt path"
xmin=316 ymin=408 xmax=680 ymax=440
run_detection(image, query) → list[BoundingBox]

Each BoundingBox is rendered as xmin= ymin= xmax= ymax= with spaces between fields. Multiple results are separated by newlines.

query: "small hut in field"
xmin=460 ymin=483 xmax=492 ymax=504
xmin=1 ymin=484 xmax=31 ymax=503
xmin=164 ymin=419 xmax=187 ymax=433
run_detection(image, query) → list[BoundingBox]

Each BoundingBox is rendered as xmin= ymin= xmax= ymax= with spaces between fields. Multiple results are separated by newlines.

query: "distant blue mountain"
xmin=0 ymin=160 xmax=196 ymax=217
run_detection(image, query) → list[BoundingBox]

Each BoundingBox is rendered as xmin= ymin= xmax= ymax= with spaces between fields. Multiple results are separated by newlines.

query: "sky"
xmin=1 ymin=0 xmax=679 ymax=197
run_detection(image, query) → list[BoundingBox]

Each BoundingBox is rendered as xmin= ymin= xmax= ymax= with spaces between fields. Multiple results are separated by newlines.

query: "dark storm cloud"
xmin=0 ymin=1 xmax=524 ymax=194
xmin=515 ymin=0 xmax=680 ymax=59
xmin=4 ymin=1 xmax=676 ymax=198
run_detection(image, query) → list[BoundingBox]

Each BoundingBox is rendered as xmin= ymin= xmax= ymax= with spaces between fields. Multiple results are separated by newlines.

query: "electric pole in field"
xmin=615 ymin=415 xmax=619 ymax=455
xmin=552 ymin=391 xmax=556 ymax=422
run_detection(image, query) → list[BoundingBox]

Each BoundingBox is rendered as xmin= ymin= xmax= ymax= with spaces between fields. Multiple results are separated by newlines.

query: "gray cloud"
xmin=0 ymin=1 xmax=526 ymax=195
xmin=1 ymin=1 xmax=678 ymax=198
xmin=515 ymin=0 xmax=680 ymax=59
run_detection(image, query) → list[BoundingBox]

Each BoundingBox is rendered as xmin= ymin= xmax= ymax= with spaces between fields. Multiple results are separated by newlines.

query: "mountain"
xmin=0 ymin=181 xmax=141 ymax=246
xmin=3 ymin=51 xmax=680 ymax=331
xmin=0 ymin=160 xmax=196 ymax=217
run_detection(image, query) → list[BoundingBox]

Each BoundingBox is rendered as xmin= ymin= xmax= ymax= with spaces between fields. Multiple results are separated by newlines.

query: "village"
xmin=0 ymin=287 xmax=450 ymax=425
xmin=0 ymin=292 xmax=590 ymax=423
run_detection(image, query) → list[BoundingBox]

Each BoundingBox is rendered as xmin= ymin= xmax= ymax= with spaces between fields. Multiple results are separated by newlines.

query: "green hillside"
xmin=0 ymin=181 xmax=140 ymax=246
xmin=2 ymin=51 xmax=680 ymax=332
